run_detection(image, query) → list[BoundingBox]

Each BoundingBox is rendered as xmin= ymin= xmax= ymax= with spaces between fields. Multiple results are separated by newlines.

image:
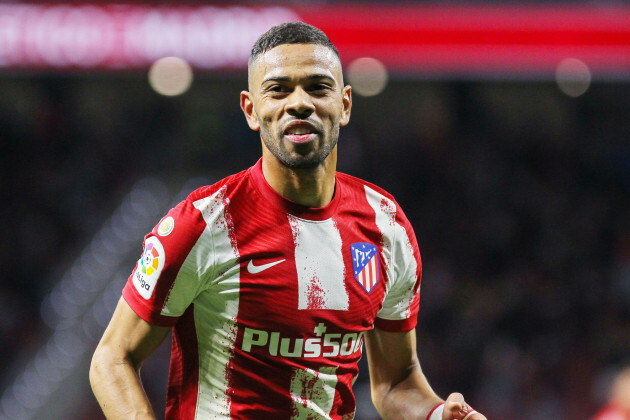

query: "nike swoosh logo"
xmin=247 ymin=259 xmax=286 ymax=274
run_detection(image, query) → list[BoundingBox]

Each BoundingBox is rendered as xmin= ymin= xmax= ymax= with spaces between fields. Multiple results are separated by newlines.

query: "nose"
xmin=285 ymin=87 xmax=315 ymax=119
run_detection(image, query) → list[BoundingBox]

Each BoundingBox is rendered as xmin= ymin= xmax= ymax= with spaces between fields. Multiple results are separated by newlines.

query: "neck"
xmin=261 ymin=148 xmax=337 ymax=208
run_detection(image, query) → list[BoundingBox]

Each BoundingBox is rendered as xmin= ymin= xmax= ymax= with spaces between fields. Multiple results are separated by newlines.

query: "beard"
xmin=260 ymin=124 xmax=339 ymax=170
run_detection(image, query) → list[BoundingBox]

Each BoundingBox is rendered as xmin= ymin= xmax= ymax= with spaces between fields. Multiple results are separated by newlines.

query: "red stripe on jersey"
xmin=225 ymin=176 xmax=299 ymax=418
xmin=166 ymin=305 xmax=199 ymax=420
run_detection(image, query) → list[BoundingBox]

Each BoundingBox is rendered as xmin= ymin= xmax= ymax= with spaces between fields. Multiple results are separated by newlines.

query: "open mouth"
xmin=283 ymin=122 xmax=318 ymax=144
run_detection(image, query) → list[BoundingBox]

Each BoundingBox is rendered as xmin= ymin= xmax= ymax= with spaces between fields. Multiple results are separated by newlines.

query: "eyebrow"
xmin=261 ymin=74 xmax=335 ymax=85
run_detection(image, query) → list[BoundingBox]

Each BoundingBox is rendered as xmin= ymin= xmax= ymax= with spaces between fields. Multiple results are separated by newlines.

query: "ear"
xmin=339 ymin=85 xmax=352 ymax=127
xmin=240 ymin=91 xmax=260 ymax=131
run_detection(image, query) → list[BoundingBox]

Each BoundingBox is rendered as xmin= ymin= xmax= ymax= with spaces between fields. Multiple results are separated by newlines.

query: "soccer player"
xmin=89 ymin=22 xmax=486 ymax=420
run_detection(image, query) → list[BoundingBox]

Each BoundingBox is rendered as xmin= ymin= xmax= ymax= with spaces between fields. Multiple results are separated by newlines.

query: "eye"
xmin=308 ymin=83 xmax=332 ymax=94
xmin=267 ymin=84 xmax=291 ymax=94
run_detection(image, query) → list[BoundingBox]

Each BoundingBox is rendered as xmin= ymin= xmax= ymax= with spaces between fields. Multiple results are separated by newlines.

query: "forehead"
xmin=251 ymin=43 xmax=342 ymax=84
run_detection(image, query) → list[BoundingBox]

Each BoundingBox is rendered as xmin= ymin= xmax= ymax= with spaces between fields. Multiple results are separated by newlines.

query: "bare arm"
xmin=89 ymin=297 xmax=171 ymax=420
xmin=365 ymin=328 xmax=486 ymax=420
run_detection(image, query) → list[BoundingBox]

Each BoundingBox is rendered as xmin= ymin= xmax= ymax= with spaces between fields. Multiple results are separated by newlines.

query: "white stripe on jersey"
xmin=368 ymin=256 xmax=376 ymax=290
xmin=288 ymin=216 xmax=349 ymax=311
xmin=364 ymin=186 xmax=418 ymax=321
xmin=190 ymin=187 xmax=241 ymax=418
xmin=290 ymin=365 xmax=338 ymax=419
xmin=363 ymin=186 xmax=396 ymax=285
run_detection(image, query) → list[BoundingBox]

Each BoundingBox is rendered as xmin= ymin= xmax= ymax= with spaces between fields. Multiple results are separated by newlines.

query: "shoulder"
xmin=186 ymin=167 xmax=251 ymax=204
xmin=336 ymin=171 xmax=407 ymax=220
xmin=336 ymin=171 xmax=394 ymax=198
xmin=153 ymin=168 xmax=251 ymax=240
xmin=336 ymin=171 xmax=398 ymax=203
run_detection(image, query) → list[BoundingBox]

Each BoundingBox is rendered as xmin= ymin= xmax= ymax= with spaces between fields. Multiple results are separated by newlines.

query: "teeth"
xmin=287 ymin=127 xmax=312 ymax=135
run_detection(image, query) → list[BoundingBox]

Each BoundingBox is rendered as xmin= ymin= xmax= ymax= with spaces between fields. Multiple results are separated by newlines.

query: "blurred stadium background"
xmin=1 ymin=2 xmax=629 ymax=419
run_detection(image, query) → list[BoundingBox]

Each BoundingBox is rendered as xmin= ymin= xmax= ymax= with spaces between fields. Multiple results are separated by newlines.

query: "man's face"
xmin=241 ymin=43 xmax=352 ymax=170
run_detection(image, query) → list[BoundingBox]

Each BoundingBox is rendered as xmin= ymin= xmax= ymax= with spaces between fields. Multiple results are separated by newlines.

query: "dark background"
xmin=1 ymin=11 xmax=629 ymax=420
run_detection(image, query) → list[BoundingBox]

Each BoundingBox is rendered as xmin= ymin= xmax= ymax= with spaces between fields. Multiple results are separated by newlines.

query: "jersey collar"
xmin=249 ymin=158 xmax=341 ymax=221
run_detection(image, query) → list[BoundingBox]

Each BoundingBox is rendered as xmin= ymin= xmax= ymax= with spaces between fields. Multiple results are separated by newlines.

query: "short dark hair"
xmin=249 ymin=22 xmax=340 ymax=65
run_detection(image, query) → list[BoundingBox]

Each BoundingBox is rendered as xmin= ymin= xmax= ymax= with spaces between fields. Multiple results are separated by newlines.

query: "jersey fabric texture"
xmin=122 ymin=159 xmax=422 ymax=420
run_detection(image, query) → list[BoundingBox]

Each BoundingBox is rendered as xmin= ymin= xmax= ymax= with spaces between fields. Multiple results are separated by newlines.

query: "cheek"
xmin=322 ymin=106 xmax=343 ymax=126
xmin=318 ymin=98 xmax=343 ymax=119
xmin=258 ymin=103 xmax=282 ymax=124
xmin=259 ymin=114 xmax=281 ymax=136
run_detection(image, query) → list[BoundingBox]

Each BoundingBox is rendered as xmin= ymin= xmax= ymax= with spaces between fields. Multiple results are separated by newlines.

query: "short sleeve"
xmin=122 ymin=199 xmax=209 ymax=326
xmin=374 ymin=205 xmax=422 ymax=332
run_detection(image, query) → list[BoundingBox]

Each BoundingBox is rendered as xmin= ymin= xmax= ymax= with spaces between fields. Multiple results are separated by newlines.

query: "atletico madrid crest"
xmin=351 ymin=243 xmax=380 ymax=293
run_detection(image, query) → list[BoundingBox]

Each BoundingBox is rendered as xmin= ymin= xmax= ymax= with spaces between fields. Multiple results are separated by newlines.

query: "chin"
xmin=264 ymin=132 xmax=336 ymax=170
xmin=280 ymin=155 xmax=323 ymax=170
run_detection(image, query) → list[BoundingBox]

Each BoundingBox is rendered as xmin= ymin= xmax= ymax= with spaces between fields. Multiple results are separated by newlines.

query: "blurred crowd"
xmin=1 ymin=75 xmax=629 ymax=419
xmin=346 ymin=81 xmax=630 ymax=419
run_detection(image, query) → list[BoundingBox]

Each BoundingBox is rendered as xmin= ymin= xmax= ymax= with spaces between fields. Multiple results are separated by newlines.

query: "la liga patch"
xmin=132 ymin=236 xmax=165 ymax=299
xmin=351 ymin=242 xmax=380 ymax=293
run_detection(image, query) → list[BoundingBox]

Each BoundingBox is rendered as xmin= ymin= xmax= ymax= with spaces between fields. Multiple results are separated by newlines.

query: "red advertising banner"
xmin=303 ymin=4 xmax=630 ymax=78
xmin=0 ymin=3 xmax=629 ymax=78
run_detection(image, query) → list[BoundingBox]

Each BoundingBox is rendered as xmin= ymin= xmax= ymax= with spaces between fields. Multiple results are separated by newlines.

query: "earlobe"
xmin=240 ymin=91 xmax=260 ymax=131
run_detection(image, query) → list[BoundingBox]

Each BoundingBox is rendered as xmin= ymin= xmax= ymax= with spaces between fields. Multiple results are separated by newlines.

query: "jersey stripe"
xmin=363 ymin=186 xmax=396 ymax=288
xmin=289 ymin=366 xmax=338 ymax=419
xmin=191 ymin=187 xmax=241 ymax=419
xmin=166 ymin=306 xmax=199 ymax=420
xmin=370 ymin=259 xmax=374 ymax=290
xmin=160 ymin=228 xmax=213 ymax=318
xmin=363 ymin=185 xmax=420 ymax=325
xmin=288 ymin=215 xmax=349 ymax=311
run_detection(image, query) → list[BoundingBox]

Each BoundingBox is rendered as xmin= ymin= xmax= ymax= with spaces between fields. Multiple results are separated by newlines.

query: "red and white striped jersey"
xmin=122 ymin=159 xmax=422 ymax=420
